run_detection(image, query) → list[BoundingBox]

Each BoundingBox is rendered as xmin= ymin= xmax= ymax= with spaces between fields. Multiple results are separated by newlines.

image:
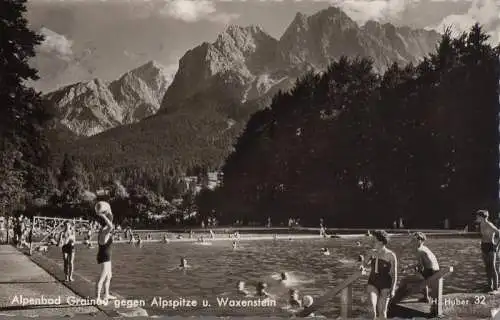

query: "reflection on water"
xmin=45 ymin=237 xmax=484 ymax=317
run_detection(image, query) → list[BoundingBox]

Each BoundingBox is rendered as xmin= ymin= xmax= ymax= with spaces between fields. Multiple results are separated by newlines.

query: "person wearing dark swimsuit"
xmin=476 ymin=210 xmax=500 ymax=293
xmin=94 ymin=201 xmax=116 ymax=304
xmin=97 ymin=236 xmax=113 ymax=264
xmin=59 ymin=222 xmax=76 ymax=282
xmin=364 ymin=230 xmax=397 ymax=319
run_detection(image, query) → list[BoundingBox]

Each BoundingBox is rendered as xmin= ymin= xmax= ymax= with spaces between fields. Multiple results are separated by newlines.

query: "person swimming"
xmin=237 ymin=281 xmax=251 ymax=296
xmin=280 ymin=272 xmax=288 ymax=282
xmin=321 ymin=248 xmax=330 ymax=256
xmin=256 ymin=282 xmax=271 ymax=298
xmin=289 ymin=289 xmax=301 ymax=308
xmin=179 ymin=257 xmax=189 ymax=269
xmin=302 ymin=295 xmax=314 ymax=314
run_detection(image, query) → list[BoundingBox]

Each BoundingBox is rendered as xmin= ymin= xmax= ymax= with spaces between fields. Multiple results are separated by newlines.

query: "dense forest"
xmin=2 ymin=0 xmax=500 ymax=229
xmin=214 ymin=26 xmax=500 ymax=228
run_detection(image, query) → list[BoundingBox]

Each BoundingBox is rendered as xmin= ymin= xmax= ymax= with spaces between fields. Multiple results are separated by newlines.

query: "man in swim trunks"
xmin=398 ymin=232 xmax=440 ymax=304
xmin=476 ymin=210 xmax=500 ymax=293
xmin=413 ymin=232 xmax=440 ymax=301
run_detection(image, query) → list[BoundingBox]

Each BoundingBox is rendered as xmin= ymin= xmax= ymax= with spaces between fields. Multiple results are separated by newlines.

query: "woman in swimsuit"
xmin=364 ymin=230 xmax=397 ymax=319
xmin=59 ymin=222 xmax=76 ymax=282
xmin=95 ymin=201 xmax=116 ymax=303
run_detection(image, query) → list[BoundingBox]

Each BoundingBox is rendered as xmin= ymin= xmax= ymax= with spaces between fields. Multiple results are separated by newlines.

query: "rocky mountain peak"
xmin=277 ymin=6 xmax=360 ymax=68
xmin=45 ymin=61 xmax=173 ymax=136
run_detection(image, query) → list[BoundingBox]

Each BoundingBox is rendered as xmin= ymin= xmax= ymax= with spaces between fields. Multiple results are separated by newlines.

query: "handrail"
xmin=297 ymin=268 xmax=367 ymax=317
xmin=390 ymin=266 xmax=454 ymax=305
xmin=390 ymin=266 xmax=454 ymax=318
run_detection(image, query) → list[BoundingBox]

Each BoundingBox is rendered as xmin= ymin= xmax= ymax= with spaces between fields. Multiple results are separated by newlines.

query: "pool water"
xmin=45 ymin=237 xmax=485 ymax=317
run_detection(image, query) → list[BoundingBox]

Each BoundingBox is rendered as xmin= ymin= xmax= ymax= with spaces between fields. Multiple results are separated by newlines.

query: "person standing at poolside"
xmin=362 ymin=230 xmax=397 ymax=319
xmin=95 ymin=201 xmax=116 ymax=303
xmin=397 ymin=232 xmax=440 ymax=307
xmin=59 ymin=222 xmax=76 ymax=282
xmin=476 ymin=210 xmax=500 ymax=293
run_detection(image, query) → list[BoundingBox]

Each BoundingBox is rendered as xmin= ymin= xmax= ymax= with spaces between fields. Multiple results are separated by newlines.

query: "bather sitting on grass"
xmin=395 ymin=232 xmax=440 ymax=311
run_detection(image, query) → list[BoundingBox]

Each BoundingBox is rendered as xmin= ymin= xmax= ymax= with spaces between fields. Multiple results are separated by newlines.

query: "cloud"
xmin=38 ymin=27 xmax=73 ymax=60
xmin=432 ymin=0 xmax=500 ymax=43
xmin=327 ymin=0 xmax=417 ymax=25
xmin=160 ymin=0 xmax=239 ymax=23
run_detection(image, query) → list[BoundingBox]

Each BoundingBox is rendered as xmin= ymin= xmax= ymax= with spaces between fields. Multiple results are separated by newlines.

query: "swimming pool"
xmin=44 ymin=237 xmax=485 ymax=317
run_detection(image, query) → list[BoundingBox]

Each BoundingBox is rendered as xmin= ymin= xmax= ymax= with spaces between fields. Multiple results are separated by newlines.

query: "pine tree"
xmin=0 ymin=0 xmax=52 ymax=213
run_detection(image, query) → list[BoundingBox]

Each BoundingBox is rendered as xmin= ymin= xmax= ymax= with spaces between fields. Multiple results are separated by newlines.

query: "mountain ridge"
xmin=55 ymin=6 xmax=443 ymax=176
xmin=45 ymin=60 xmax=174 ymax=136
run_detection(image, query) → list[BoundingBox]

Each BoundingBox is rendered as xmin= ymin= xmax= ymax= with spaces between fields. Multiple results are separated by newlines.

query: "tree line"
xmin=215 ymin=26 xmax=500 ymax=228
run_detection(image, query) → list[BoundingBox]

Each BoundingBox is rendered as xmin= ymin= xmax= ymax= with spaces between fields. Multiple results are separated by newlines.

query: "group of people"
xmin=15 ymin=204 xmax=500 ymax=318
xmin=53 ymin=201 xmax=117 ymax=303
xmin=359 ymin=209 xmax=500 ymax=319
xmin=356 ymin=229 xmax=440 ymax=319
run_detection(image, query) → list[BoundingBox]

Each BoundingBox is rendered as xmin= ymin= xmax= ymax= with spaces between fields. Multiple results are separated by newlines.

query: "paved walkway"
xmin=0 ymin=245 xmax=101 ymax=317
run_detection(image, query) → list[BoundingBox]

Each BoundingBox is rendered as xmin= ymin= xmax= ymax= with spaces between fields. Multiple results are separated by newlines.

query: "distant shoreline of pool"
xmin=63 ymin=230 xmax=478 ymax=245
xmin=131 ymin=227 xmax=474 ymax=234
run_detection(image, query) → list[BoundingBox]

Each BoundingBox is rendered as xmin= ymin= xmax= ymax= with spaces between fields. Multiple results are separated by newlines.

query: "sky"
xmin=26 ymin=0 xmax=500 ymax=93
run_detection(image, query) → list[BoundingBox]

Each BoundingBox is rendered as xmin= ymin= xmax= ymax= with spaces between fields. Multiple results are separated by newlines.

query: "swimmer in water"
xmin=237 ymin=281 xmax=251 ymax=296
xmin=280 ymin=272 xmax=288 ymax=282
xmin=256 ymin=282 xmax=271 ymax=298
xmin=301 ymin=295 xmax=315 ymax=317
xmin=321 ymin=248 xmax=330 ymax=256
xmin=289 ymin=289 xmax=302 ymax=308
xmin=179 ymin=257 xmax=189 ymax=269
